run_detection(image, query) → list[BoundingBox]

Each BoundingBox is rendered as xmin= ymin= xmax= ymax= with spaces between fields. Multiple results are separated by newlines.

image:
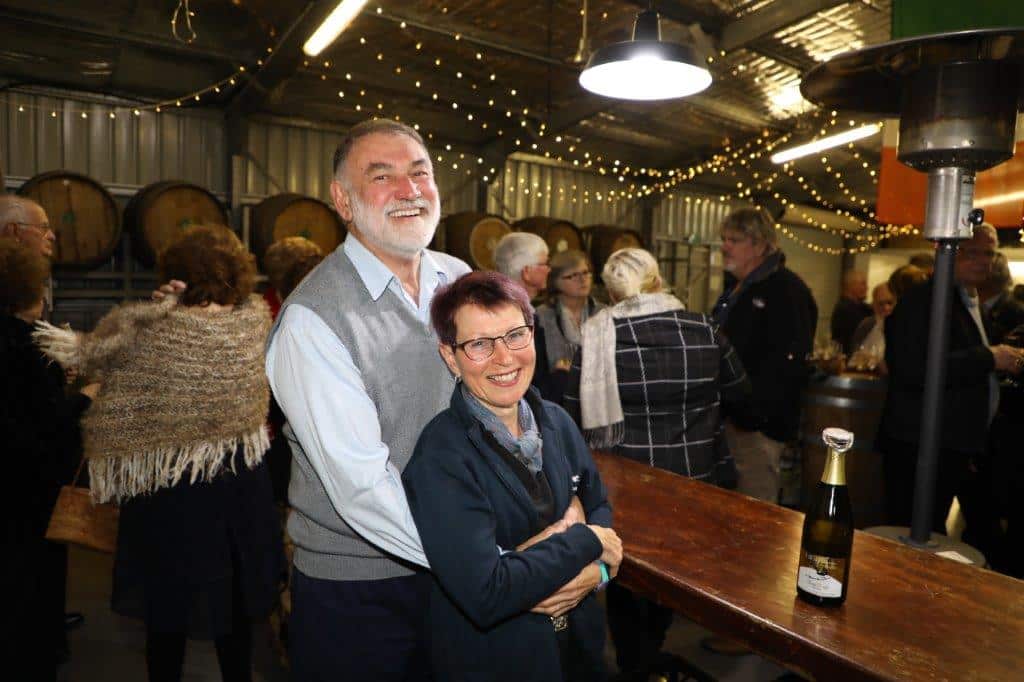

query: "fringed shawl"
xmin=578 ymin=292 xmax=686 ymax=448
xmin=34 ymin=295 xmax=271 ymax=503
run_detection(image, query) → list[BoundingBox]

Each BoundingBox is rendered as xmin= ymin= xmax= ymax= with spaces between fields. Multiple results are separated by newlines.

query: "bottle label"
xmin=798 ymin=550 xmax=845 ymax=598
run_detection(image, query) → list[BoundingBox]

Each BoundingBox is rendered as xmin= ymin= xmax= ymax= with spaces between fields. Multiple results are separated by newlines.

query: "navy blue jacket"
xmin=403 ymin=386 xmax=611 ymax=681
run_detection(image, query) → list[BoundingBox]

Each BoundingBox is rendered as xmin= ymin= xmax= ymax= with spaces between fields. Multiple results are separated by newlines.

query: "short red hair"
xmin=431 ymin=271 xmax=534 ymax=346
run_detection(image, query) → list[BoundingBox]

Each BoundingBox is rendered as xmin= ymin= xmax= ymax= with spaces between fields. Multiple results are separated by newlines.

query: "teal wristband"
xmin=594 ymin=560 xmax=610 ymax=592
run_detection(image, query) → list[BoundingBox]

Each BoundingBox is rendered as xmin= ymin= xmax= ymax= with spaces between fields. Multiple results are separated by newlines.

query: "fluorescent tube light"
xmin=303 ymin=0 xmax=369 ymax=57
xmin=974 ymin=190 xmax=1024 ymax=208
xmin=770 ymin=124 xmax=882 ymax=164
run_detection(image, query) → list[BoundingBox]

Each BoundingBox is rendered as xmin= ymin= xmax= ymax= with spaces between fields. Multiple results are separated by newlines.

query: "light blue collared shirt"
xmin=958 ymin=285 xmax=999 ymax=423
xmin=265 ymin=236 xmax=453 ymax=568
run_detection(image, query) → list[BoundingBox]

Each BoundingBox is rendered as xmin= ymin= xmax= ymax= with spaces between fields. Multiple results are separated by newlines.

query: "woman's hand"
xmin=562 ymin=495 xmax=586 ymax=526
xmin=516 ymin=519 xmax=569 ymax=552
xmin=587 ymin=525 xmax=622 ymax=568
xmin=516 ymin=498 xmax=590 ymax=552
xmin=151 ymin=279 xmax=187 ymax=301
xmin=80 ymin=383 xmax=101 ymax=400
xmin=530 ymin=563 xmax=601 ymax=617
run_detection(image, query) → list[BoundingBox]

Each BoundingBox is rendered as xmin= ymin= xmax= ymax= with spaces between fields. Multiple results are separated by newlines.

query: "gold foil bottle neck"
xmin=821 ymin=448 xmax=847 ymax=486
xmin=820 ymin=427 xmax=852 ymax=486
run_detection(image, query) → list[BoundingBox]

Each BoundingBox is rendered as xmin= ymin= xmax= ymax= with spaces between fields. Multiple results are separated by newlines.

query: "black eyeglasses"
xmin=452 ymin=325 xmax=534 ymax=361
xmin=560 ymin=270 xmax=592 ymax=282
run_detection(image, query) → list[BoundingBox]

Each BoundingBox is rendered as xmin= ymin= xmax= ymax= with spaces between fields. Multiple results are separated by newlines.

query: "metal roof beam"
xmin=0 ymin=8 xmax=255 ymax=65
xmin=719 ymin=0 xmax=848 ymax=52
xmin=227 ymin=1 xmax=342 ymax=114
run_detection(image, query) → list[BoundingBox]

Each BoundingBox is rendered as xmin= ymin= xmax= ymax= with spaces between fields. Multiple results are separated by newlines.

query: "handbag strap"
xmin=71 ymin=456 xmax=87 ymax=487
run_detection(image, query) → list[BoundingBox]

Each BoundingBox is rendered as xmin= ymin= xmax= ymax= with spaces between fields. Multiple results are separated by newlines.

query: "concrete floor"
xmin=60 ymin=546 xmax=798 ymax=681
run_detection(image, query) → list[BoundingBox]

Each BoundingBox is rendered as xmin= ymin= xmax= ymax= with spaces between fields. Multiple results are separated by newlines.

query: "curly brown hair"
xmin=158 ymin=225 xmax=256 ymax=306
xmin=263 ymin=236 xmax=324 ymax=293
xmin=0 ymin=237 xmax=50 ymax=315
xmin=278 ymin=252 xmax=324 ymax=300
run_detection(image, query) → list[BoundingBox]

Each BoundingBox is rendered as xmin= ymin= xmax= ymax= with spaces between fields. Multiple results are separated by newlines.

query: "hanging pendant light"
xmin=571 ymin=0 xmax=591 ymax=65
xmin=579 ymin=5 xmax=712 ymax=101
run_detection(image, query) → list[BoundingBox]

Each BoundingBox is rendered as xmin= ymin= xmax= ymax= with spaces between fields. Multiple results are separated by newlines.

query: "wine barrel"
xmin=252 ymin=193 xmax=345 ymax=269
xmin=513 ymin=216 xmax=583 ymax=255
xmin=124 ymin=181 xmax=228 ymax=268
xmin=800 ymin=373 xmax=887 ymax=529
xmin=438 ymin=212 xmax=511 ymax=270
xmin=17 ymin=171 xmax=120 ymax=268
xmin=584 ymin=224 xmax=644 ymax=275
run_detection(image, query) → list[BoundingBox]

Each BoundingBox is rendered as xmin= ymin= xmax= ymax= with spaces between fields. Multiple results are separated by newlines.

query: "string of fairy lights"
xmin=0 ymin=3 xmax=922 ymax=253
xmin=1 ymin=56 xmax=271 ymax=119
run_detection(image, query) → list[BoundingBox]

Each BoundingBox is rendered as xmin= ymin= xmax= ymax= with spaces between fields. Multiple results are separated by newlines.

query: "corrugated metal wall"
xmin=240 ymin=119 xmax=480 ymax=213
xmin=650 ymin=192 xmax=739 ymax=312
xmin=652 ymin=191 xmax=738 ymax=244
xmin=1 ymin=91 xmax=227 ymax=193
xmin=488 ymin=157 xmax=643 ymax=228
xmin=1 ymin=91 xmax=480 ymax=214
xmin=778 ymin=223 xmax=843 ymax=344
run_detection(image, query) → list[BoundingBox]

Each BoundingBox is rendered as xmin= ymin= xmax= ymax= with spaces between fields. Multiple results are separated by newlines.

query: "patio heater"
xmin=800 ymin=29 xmax=1024 ymax=547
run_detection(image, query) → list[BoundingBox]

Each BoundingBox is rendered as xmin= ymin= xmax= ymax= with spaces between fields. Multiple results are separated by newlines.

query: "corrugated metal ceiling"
xmin=0 ymin=0 xmax=901 ymax=214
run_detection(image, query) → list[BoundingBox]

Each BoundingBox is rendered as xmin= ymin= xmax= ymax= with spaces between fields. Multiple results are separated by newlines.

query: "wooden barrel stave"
xmin=583 ymin=224 xmax=644 ymax=276
xmin=800 ymin=373 xmax=887 ymax=529
xmin=441 ymin=212 xmax=511 ymax=270
xmin=124 ymin=181 xmax=229 ymax=268
xmin=17 ymin=171 xmax=121 ymax=268
xmin=252 ymin=193 xmax=345 ymax=269
xmin=513 ymin=216 xmax=583 ymax=255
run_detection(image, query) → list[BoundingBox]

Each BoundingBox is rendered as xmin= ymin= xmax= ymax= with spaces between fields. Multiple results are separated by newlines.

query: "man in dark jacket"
xmin=831 ymin=270 xmax=872 ymax=354
xmin=878 ymin=223 xmax=1024 ymax=537
xmin=1 ymin=238 xmax=96 ymax=680
xmin=979 ymin=250 xmax=1024 ymax=344
xmin=711 ymin=208 xmax=818 ymax=506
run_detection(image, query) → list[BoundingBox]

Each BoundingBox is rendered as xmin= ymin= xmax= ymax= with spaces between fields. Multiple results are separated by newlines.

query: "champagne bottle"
xmin=797 ymin=427 xmax=854 ymax=606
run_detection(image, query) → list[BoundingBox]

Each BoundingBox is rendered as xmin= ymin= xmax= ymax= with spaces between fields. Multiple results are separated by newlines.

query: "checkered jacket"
xmin=564 ymin=309 xmax=750 ymax=485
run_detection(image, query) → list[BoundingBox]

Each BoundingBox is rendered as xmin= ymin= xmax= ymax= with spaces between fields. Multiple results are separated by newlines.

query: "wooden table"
xmin=595 ymin=452 xmax=1024 ymax=681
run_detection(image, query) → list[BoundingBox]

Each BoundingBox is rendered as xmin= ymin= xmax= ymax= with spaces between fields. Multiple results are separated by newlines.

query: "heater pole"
xmin=909 ymin=240 xmax=958 ymax=545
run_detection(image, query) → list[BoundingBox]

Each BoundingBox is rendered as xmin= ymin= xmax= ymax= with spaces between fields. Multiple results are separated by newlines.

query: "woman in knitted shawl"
xmin=35 ymin=225 xmax=283 ymax=682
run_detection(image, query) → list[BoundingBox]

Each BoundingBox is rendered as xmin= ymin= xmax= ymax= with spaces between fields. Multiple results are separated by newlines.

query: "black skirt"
xmin=111 ymin=448 xmax=285 ymax=638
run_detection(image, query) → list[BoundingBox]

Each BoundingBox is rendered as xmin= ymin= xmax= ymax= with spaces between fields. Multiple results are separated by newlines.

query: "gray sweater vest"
xmin=268 ymin=245 xmax=469 ymax=581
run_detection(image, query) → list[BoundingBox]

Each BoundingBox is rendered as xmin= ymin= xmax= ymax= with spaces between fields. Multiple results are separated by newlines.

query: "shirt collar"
xmin=343 ymin=234 xmax=444 ymax=302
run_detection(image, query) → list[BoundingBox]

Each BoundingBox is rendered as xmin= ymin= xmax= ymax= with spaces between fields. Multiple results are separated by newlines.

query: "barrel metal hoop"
xmin=803 ymin=395 xmax=880 ymax=410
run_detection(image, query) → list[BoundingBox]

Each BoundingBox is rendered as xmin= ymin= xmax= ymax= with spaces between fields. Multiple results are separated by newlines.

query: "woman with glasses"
xmin=402 ymin=270 xmax=621 ymax=681
xmin=535 ymin=250 xmax=605 ymax=406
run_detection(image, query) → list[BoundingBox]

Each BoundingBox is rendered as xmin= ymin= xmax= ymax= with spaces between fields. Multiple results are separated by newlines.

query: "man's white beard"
xmin=349 ymin=191 xmax=439 ymax=258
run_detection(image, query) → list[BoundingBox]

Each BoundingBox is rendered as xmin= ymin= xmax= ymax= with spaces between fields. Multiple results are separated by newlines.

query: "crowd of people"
xmin=4 ymin=116 xmax=1024 ymax=682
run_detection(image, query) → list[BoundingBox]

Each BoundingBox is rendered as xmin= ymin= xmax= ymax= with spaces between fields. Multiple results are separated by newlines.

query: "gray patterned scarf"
xmin=460 ymin=383 xmax=543 ymax=474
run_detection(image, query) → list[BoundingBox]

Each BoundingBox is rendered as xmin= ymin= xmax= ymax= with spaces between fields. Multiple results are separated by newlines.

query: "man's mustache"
xmin=385 ymin=199 xmax=431 ymax=212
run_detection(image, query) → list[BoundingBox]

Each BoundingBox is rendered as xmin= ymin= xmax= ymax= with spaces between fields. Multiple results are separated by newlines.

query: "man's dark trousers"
xmin=289 ymin=569 xmax=433 ymax=682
